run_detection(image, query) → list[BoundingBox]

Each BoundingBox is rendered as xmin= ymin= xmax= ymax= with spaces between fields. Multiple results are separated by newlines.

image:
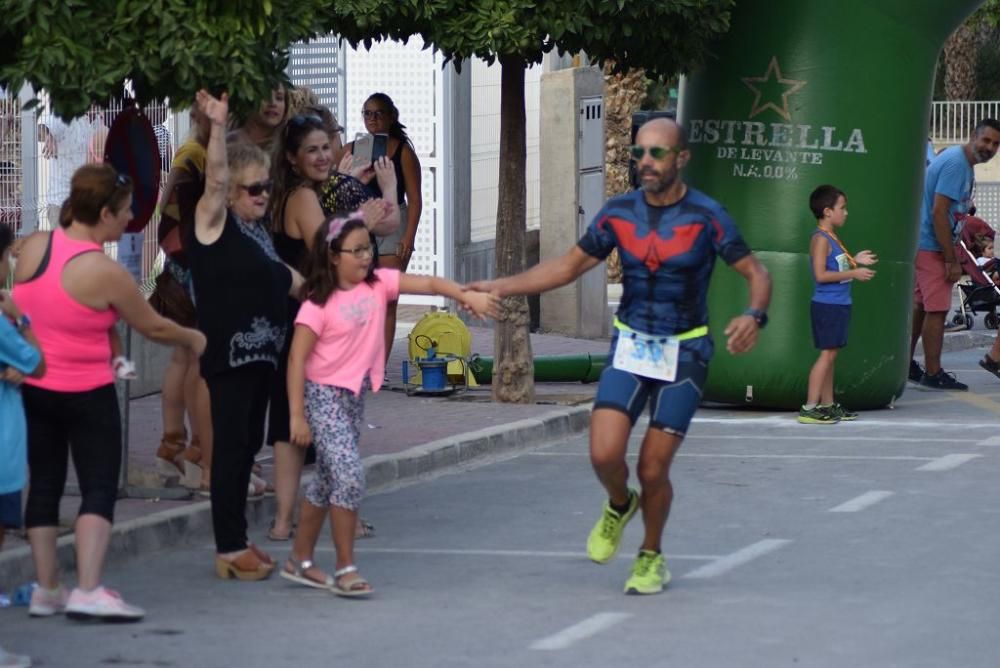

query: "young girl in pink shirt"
xmin=283 ymin=210 xmax=497 ymax=597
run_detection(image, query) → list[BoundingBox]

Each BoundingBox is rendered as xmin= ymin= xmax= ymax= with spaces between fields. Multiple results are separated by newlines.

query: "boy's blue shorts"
xmin=811 ymin=301 xmax=851 ymax=350
xmin=0 ymin=490 xmax=22 ymax=529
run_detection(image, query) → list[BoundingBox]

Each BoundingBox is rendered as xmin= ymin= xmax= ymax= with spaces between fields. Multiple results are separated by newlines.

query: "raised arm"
xmin=400 ymin=274 xmax=499 ymax=320
xmin=194 ymin=90 xmax=230 ymax=246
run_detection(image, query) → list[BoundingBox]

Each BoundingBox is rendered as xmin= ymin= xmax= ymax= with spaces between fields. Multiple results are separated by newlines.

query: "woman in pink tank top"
xmin=12 ymin=164 xmax=205 ymax=623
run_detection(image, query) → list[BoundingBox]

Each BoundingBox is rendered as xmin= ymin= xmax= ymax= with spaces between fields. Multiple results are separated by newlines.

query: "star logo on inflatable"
xmin=742 ymin=57 xmax=807 ymax=122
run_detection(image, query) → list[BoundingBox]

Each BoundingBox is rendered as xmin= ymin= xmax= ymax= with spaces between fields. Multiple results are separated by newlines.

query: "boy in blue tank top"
xmin=799 ymin=186 xmax=877 ymax=424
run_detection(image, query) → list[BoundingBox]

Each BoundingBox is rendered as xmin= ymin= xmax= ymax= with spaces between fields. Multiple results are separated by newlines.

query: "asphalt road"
xmin=4 ymin=346 xmax=1000 ymax=667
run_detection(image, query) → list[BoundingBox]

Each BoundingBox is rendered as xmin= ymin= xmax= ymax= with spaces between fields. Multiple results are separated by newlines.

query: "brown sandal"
xmin=155 ymin=431 xmax=187 ymax=477
xmin=215 ymin=549 xmax=273 ymax=581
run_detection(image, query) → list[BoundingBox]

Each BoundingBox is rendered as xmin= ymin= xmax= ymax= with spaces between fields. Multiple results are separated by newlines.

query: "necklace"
xmin=818 ymin=226 xmax=857 ymax=268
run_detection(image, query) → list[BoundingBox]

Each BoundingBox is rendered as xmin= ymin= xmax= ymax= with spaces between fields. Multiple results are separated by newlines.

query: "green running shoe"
xmin=826 ymin=403 xmax=858 ymax=421
xmin=586 ymin=488 xmax=639 ymax=564
xmin=624 ymin=550 xmax=669 ymax=595
xmin=797 ymin=405 xmax=839 ymax=425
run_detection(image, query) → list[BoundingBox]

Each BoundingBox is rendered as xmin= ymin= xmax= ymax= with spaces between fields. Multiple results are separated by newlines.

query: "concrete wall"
xmin=538 ymin=67 xmax=608 ymax=339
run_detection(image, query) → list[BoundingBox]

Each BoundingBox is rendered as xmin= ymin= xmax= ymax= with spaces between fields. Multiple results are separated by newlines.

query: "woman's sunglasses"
xmin=239 ymin=179 xmax=273 ymax=197
xmin=361 ymin=109 xmax=385 ymax=120
xmin=628 ymin=145 xmax=681 ymax=161
xmin=100 ymin=172 xmax=132 ymax=210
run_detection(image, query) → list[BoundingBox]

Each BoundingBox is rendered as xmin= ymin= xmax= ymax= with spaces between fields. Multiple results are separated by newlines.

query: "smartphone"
xmin=372 ymin=133 xmax=389 ymax=162
xmin=352 ymin=133 xmax=373 ymax=170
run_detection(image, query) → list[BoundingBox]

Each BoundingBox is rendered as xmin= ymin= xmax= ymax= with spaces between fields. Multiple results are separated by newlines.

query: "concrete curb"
xmin=940 ymin=329 xmax=996 ymax=354
xmin=0 ymin=405 xmax=591 ymax=592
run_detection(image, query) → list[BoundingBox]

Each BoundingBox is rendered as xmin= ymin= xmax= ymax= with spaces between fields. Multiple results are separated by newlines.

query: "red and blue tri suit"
xmin=578 ymin=187 xmax=751 ymax=436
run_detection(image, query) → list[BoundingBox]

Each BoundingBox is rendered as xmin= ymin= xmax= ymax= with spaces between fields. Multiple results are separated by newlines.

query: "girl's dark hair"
xmin=0 ymin=221 xmax=12 ymax=257
xmin=301 ymin=213 xmax=377 ymax=304
xmin=66 ymin=164 xmax=134 ymax=227
xmin=365 ymin=92 xmax=411 ymax=146
xmin=270 ymin=113 xmax=329 ymax=233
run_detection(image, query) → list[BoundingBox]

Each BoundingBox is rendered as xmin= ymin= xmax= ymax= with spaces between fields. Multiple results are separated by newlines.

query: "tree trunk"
xmin=943 ymin=22 xmax=979 ymax=100
xmin=602 ymin=63 xmax=647 ymax=283
xmin=493 ymin=56 xmax=534 ymax=403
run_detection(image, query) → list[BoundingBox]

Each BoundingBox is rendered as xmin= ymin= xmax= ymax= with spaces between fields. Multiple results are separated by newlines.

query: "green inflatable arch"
xmin=680 ymin=0 xmax=986 ymax=409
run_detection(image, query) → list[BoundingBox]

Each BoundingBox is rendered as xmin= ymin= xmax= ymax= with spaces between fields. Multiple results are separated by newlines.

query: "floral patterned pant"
xmin=304 ymin=380 xmax=369 ymax=510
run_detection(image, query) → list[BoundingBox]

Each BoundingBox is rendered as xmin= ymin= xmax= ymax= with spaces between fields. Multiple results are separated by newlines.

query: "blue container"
xmin=419 ymin=359 xmax=449 ymax=391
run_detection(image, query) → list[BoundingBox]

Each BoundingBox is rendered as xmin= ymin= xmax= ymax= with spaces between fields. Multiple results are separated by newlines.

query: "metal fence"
xmin=2 ymin=86 xmax=181 ymax=289
xmin=930 ymin=101 xmax=1000 ymax=144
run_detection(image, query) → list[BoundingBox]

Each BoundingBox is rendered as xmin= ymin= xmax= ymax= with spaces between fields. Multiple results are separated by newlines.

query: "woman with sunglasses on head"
xmin=266 ymin=111 xmax=398 ymax=544
xmin=187 ymin=90 xmax=308 ymax=581
xmin=12 ymin=165 xmax=206 ymax=622
xmin=352 ymin=93 xmax=423 ymax=366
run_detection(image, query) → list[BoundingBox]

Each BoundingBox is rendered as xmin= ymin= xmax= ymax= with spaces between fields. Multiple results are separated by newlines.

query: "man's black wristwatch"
xmin=743 ymin=308 xmax=768 ymax=328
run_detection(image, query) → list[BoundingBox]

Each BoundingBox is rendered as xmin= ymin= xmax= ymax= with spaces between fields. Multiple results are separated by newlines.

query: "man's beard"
xmin=640 ymin=168 xmax=678 ymax=195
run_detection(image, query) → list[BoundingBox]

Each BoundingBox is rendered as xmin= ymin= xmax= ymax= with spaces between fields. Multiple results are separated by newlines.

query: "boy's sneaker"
xmin=979 ymin=354 xmax=1000 ymax=380
xmin=0 ymin=646 xmax=31 ymax=668
xmin=65 ymin=587 xmax=145 ymax=623
xmin=919 ymin=369 xmax=968 ymax=391
xmin=797 ymin=405 xmax=840 ymax=424
xmin=826 ymin=403 xmax=858 ymax=421
xmin=586 ymin=488 xmax=639 ymax=564
xmin=624 ymin=550 xmax=669 ymax=595
xmin=28 ymin=584 xmax=68 ymax=617
xmin=908 ymin=360 xmax=925 ymax=383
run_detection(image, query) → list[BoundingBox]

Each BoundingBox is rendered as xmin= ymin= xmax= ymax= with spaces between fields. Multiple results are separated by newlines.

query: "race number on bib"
xmin=613 ymin=330 xmax=679 ymax=382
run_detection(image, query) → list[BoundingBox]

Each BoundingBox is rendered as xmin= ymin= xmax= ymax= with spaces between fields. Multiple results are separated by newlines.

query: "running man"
xmin=466 ymin=118 xmax=771 ymax=594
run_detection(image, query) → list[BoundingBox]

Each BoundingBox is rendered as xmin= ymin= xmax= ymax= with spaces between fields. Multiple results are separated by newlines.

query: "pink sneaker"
xmin=28 ymin=584 xmax=69 ymax=617
xmin=65 ymin=587 xmax=145 ymax=623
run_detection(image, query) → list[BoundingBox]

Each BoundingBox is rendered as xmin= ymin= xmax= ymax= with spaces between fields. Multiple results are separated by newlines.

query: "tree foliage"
xmin=0 ymin=0 xmax=321 ymax=117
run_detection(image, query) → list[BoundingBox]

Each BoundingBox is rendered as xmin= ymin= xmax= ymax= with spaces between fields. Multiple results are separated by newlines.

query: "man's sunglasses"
xmin=628 ymin=145 xmax=682 ymax=161
xmin=239 ymin=179 xmax=273 ymax=197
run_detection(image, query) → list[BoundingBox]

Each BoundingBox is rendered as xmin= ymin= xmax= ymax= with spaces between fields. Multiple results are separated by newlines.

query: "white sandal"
xmin=279 ymin=558 xmax=334 ymax=590
xmin=332 ymin=565 xmax=373 ymax=598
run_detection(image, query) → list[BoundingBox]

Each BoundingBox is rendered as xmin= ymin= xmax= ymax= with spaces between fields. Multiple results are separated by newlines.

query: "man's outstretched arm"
xmin=466 ymin=246 xmax=602 ymax=297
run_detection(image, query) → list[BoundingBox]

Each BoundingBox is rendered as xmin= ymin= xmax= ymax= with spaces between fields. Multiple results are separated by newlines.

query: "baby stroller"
xmin=951 ymin=215 xmax=1000 ymax=330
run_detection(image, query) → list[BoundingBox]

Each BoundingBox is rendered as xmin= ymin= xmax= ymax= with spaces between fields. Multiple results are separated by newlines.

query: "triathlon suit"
xmin=578 ymin=187 xmax=751 ymax=436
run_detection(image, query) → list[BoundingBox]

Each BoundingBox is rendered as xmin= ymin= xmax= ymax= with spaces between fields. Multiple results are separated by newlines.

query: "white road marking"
xmin=339 ymin=547 xmax=720 ymax=560
xmin=685 ymin=434 xmax=979 ymax=444
xmin=828 ymin=491 xmax=894 ymax=513
xmin=915 ymin=453 xmax=982 ymax=471
xmin=530 ymin=612 xmax=633 ymax=651
xmin=683 ymin=539 xmax=791 ymax=579
xmin=976 ymin=436 xmax=1000 ymax=446
xmin=530 ymin=452 xmax=935 ymax=462
xmin=690 ymin=416 xmax=994 ymax=430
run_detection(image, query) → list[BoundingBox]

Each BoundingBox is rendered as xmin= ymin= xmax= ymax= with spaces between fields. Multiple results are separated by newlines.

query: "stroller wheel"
xmin=986 ymin=313 xmax=999 ymax=330
xmin=952 ymin=313 xmax=967 ymax=327
xmin=966 ymin=314 xmax=974 ymax=330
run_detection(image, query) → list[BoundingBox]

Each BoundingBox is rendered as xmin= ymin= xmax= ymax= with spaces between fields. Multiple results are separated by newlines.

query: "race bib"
xmin=613 ymin=330 xmax=679 ymax=381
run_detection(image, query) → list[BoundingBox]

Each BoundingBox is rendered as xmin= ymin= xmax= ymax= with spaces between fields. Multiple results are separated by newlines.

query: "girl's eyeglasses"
xmin=337 ymin=244 xmax=374 ymax=259
xmin=628 ymin=145 xmax=681 ymax=161
xmin=239 ymin=180 xmax=273 ymax=197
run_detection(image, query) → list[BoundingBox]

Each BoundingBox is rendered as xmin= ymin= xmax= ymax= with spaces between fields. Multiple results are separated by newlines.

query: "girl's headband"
xmin=325 ymin=209 xmax=365 ymax=243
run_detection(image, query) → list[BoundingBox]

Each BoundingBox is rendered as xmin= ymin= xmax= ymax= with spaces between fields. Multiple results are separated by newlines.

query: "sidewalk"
xmin=0 ymin=318 xmax=609 ymax=591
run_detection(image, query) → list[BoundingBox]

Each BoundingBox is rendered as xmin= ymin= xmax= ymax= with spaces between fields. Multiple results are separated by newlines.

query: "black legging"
xmin=23 ymin=383 xmax=121 ymax=528
xmin=206 ymin=364 xmax=273 ymax=553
